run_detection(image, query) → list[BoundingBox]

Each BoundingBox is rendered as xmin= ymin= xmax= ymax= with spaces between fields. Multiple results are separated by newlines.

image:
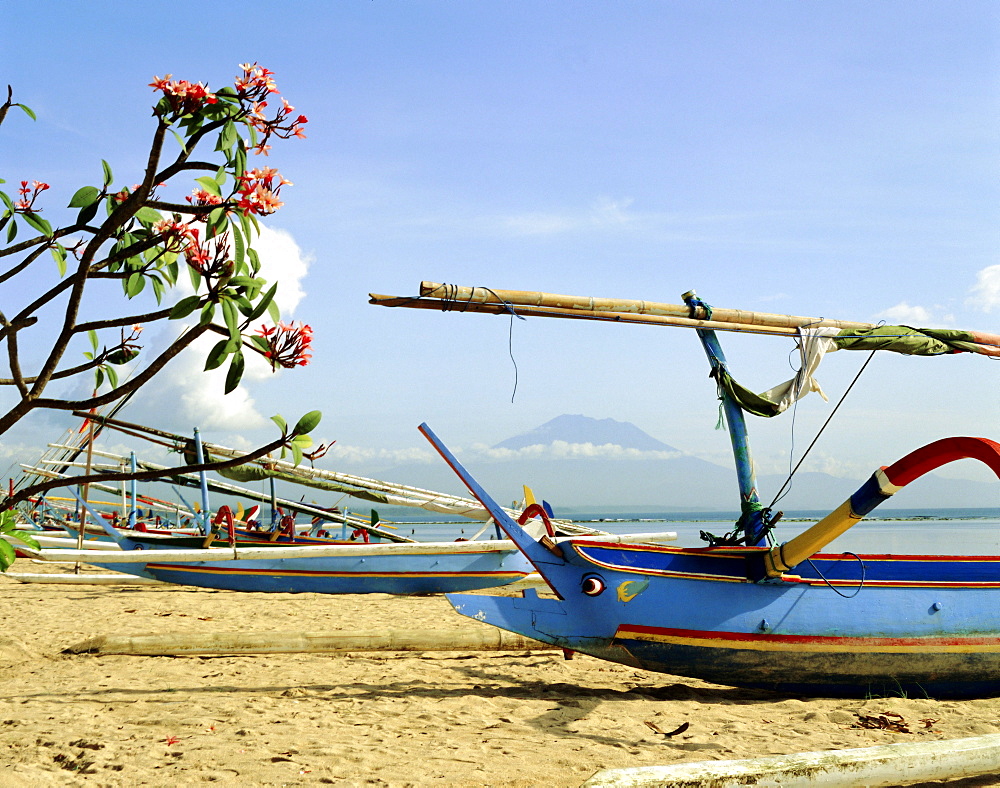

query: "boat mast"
xmin=682 ymin=291 xmax=767 ymax=545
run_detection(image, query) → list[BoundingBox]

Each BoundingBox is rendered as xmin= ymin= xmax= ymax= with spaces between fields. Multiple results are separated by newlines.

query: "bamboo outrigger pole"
xmin=417 ymin=282 xmax=872 ymax=331
xmin=370 ymin=282 xmax=1000 ymax=355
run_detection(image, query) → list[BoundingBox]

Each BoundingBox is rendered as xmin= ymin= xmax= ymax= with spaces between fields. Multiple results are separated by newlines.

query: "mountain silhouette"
xmin=370 ymin=415 xmax=999 ymax=511
xmin=494 ymin=414 xmax=677 ymax=452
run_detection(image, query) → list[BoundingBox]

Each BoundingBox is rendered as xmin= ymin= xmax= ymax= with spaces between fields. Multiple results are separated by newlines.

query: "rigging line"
xmin=769 ymin=346 xmax=878 ymax=509
xmin=806 ymin=552 xmax=866 ymax=598
xmin=772 ymin=326 xmax=818 ymax=510
xmin=478 ymin=287 xmax=525 ymax=404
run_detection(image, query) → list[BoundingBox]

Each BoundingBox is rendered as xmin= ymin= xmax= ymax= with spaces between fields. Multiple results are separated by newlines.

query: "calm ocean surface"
xmin=369 ymin=507 xmax=1000 ymax=555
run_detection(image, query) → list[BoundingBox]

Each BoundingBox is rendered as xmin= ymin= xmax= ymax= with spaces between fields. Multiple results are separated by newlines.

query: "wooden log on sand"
xmin=64 ymin=628 xmax=559 ymax=656
xmin=582 ymin=733 xmax=1000 ymax=788
xmin=4 ymin=572 xmax=164 ymax=585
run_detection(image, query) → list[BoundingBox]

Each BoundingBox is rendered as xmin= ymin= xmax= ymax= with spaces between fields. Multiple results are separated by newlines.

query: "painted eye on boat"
xmin=581 ymin=575 xmax=606 ymax=596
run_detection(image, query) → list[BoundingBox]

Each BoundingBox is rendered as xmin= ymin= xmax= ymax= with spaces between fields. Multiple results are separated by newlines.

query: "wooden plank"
xmin=26 ymin=531 xmax=675 ymax=564
xmin=64 ymin=628 xmax=559 ymax=656
xmin=582 ymin=734 xmax=1000 ymax=787
xmin=4 ymin=572 xmax=164 ymax=585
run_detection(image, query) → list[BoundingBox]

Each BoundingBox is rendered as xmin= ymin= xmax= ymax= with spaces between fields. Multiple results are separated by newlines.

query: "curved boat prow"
xmin=765 ymin=437 xmax=1000 ymax=576
xmin=419 ymin=423 xmax=622 ymax=649
xmin=419 ymin=423 xmax=575 ymax=595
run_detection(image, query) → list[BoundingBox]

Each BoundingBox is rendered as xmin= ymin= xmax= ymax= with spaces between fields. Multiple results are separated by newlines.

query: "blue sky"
xmin=1 ymin=2 xmax=998 ymax=500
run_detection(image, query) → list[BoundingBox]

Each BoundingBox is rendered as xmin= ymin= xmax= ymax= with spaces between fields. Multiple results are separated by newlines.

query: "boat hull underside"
xmin=449 ymin=545 xmax=1000 ymax=698
xmin=615 ymin=632 xmax=1000 ymax=698
xmin=97 ymin=550 xmax=530 ymax=595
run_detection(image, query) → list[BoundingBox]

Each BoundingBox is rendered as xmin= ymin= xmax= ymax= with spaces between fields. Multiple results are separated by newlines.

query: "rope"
xmin=475 ymin=287 xmax=525 ymax=404
xmin=769 ymin=346 xmax=878 ymax=509
xmin=391 ymin=283 xmax=525 ymax=401
xmin=806 ymin=552 xmax=866 ymax=598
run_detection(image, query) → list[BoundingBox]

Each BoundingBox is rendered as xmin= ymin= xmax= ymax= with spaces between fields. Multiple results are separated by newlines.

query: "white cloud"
xmin=874 ymin=302 xmax=932 ymax=324
xmin=328 ymin=444 xmax=438 ymax=465
xmin=128 ymin=224 xmax=312 ymax=430
xmin=171 ymin=224 xmax=311 ymax=317
xmin=969 ymin=265 xmax=1000 ymax=313
xmin=472 ymin=441 xmax=683 ymax=461
xmin=493 ymin=196 xmax=638 ymax=237
xmin=251 ymin=225 xmax=311 ymax=316
xmin=327 ymin=440 xmax=685 ymax=468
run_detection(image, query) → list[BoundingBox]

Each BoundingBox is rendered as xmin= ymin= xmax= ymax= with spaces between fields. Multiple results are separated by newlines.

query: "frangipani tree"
xmin=0 ymin=65 xmax=321 ymax=542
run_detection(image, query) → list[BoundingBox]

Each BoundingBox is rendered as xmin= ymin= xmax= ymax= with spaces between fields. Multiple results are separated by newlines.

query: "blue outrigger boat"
xmin=372 ymin=283 xmax=1000 ymax=697
xmin=31 ymin=430 xmax=671 ymax=595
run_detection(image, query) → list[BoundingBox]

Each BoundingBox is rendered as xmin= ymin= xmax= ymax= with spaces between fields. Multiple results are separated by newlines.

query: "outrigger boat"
xmin=18 ymin=415 xmax=676 ymax=594
xmin=372 ymin=283 xmax=1000 ymax=697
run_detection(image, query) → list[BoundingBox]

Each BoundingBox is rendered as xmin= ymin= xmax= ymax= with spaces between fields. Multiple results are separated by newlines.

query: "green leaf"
xmin=199 ymin=301 xmax=215 ymax=326
xmin=0 ymin=191 xmax=13 ymax=212
xmin=68 ymin=186 xmax=100 ymax=208
xmin=271 ymin=414 xmax=288 ymax=433
xmin=10 ymin=530 xmax=40 ymax=551
xmin=224 ymin=350 xmax=245 ymax=394
xmin=290 ymin=442 xmax=303 ymax=467
xmin=134 ymin=206 xmax=162 ymax=225
xmin=293 ymin=410 xmax=322 ymax=436
xmin=77 ymin=200 xmax=100 ymax=226
xmin=105 ymin=364 xmax=119 ymax=389
xmin=221 ymin=298 xmax=239 ymax=340
xmin=246 ymin=283 xmax=278 ymax=322
xmin=125 ymin=272 xmax=145 ymax=297
xmin=234 ymin=140 xmax=247 ymax=179
xmin=88 ymin=329 xmax=99 ymax=352
xmin=102 ymin=159 xmax=114 ymax=187
xmin=267 ymin=297 xmax=281 ymax=324
xmin=170 ymin=295 xmax=201 ymax=320
xmin=106 ymin=347 xmax=139 ymax=365
xmin=208 ymin=207 xmax=227 ymax=237
xmin=21 ymin=211 xmax=52 ymax=237
xmin=6 ymin=218 xmax=17 ymax=243
xmin=249 ymin=334 xmax=271 ymax=353
xmin=151 ymin=276 xmax=164 ymax=304
xmin=170 ymin=128 xmax=188 ymax=153
xmin=16 ymin=103 xmax=36 ymax=121
xmin=50 ymin=244 xmax=67 ymax=277
xmin=232 ymin=224 xmax=246 ymax=270
xmin=217 ymin=120 xmax=239 ymax=153
xmin=195 ymin=177 xmax=222 ymax=197
xmin=188 ymin=261 xmax=203 ymax=292
xmin=238 ymin=211 xmax=253 ymax=244
xmin=0 ymin=538 xmax=15 ymax=572
xmin=164 ymin=259 xmax=179 ymax=285
xmin=290 ymin=434 xmax=314 ymax=449
xmin=203 ymin=339 xmax=230 ymax=371
xmin=94 ymin=367 xmax=105 ymax=390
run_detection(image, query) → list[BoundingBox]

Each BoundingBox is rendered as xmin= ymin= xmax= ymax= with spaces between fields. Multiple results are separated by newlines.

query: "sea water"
xmin=371 ymin=507 xmax=1000 ymax=556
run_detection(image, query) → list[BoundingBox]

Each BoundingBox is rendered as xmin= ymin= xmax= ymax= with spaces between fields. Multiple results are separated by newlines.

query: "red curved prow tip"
xmin=883 ymin=437 xmax=1000 ymax=488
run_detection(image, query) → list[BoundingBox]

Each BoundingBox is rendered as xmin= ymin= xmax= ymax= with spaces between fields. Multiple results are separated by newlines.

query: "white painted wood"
xmin=583 ymin=734 xmax=1000 ymax=787
xmin=25 ymin=532 xmax=676 ymax=564
xmin=4 ymin=572 xmax=163 ymax=585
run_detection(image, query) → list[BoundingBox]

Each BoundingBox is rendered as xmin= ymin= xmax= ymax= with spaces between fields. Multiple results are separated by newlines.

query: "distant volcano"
xmin=494 ymin=414 xmax=678 ymax=452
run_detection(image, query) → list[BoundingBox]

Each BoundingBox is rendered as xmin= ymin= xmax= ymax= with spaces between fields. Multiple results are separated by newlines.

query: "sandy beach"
xmin=3 ymin=564 xmax=1000 ymax=787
